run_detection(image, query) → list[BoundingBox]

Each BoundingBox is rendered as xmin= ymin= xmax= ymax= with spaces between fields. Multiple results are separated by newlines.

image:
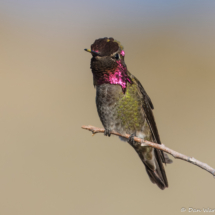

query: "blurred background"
xmin=1 ymin=0 xmax=215 ymax=214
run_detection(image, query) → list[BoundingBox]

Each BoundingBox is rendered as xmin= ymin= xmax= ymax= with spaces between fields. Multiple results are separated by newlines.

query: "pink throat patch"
xmin=99 ymin=61 xmax=131 ymax=93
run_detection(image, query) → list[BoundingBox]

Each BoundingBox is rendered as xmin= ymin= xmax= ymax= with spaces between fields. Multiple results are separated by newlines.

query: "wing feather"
xmin=128 ymin=72 xmax=168 ymax=187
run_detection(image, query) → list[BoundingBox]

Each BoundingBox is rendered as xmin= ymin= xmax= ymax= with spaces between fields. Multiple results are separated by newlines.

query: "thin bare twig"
xmin=81 ymin=125 xmax=215 ymax=177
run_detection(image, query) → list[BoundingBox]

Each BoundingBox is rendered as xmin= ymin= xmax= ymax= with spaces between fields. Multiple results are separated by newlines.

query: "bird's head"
xmin=85 ymin=37 xmax=126 ymax=73
xmin=85 ymin=37 xmax=131 ymax=93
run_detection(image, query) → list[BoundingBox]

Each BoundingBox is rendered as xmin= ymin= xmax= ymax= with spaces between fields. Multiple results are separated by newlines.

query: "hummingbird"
xmin=85 ymin=37 xmax=172 ymax=190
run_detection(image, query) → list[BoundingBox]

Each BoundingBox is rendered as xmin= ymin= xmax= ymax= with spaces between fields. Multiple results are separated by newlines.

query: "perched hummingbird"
xmin=85 ymin=37 xmax=172 ymax=190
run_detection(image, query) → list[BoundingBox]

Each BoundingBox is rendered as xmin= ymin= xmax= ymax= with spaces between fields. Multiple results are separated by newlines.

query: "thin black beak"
xmin=84 ymin=49 xmax=101 ymax=56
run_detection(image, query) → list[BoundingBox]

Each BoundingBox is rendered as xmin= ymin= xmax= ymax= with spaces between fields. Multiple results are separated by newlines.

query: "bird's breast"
xmin=96 ymin=82 xmax=149 ymax=136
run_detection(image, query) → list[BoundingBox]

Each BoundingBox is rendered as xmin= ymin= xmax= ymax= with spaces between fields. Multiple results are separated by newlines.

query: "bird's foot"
xmin=104 ymin=129 xmax=111 ymax=137
xmin=163 ymin=153 xmax=173 ymax=164
xmin=128 ymin=133 xmax=136 ymax=146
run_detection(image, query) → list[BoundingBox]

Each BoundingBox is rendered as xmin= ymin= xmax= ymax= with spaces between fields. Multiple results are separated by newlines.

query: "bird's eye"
xmin=114 ymin=53 xmax=120 ymax=60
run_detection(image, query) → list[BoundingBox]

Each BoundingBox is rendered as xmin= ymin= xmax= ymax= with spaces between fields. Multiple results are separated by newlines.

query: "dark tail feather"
xmin=130 ymin=140 xmax=169 ymax=190
xmin=145 ymin=165 xmax=166 ymax=190
xmin=144 ymin=149 xmax=168 ymax=190
xmin=154 ymin=148 xmax=168 ymax=189
xmin=136 ymin=148 xmax=168 ymax=190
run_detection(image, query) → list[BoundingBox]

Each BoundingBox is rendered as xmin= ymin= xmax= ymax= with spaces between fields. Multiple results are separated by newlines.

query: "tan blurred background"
xmin=1 ymin=1 xmax=215 ymax=214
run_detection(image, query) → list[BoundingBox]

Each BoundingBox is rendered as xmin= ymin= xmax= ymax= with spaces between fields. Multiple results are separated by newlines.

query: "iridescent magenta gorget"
xmin=93 ymin=60 xmax=132 ymax=93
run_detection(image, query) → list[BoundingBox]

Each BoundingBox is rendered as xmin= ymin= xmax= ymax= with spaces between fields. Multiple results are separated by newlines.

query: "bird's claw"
xmin=128 ymin=133 xmax=136 ymax=146
xmin=104 ymin=129 xmax=111 ymax=137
